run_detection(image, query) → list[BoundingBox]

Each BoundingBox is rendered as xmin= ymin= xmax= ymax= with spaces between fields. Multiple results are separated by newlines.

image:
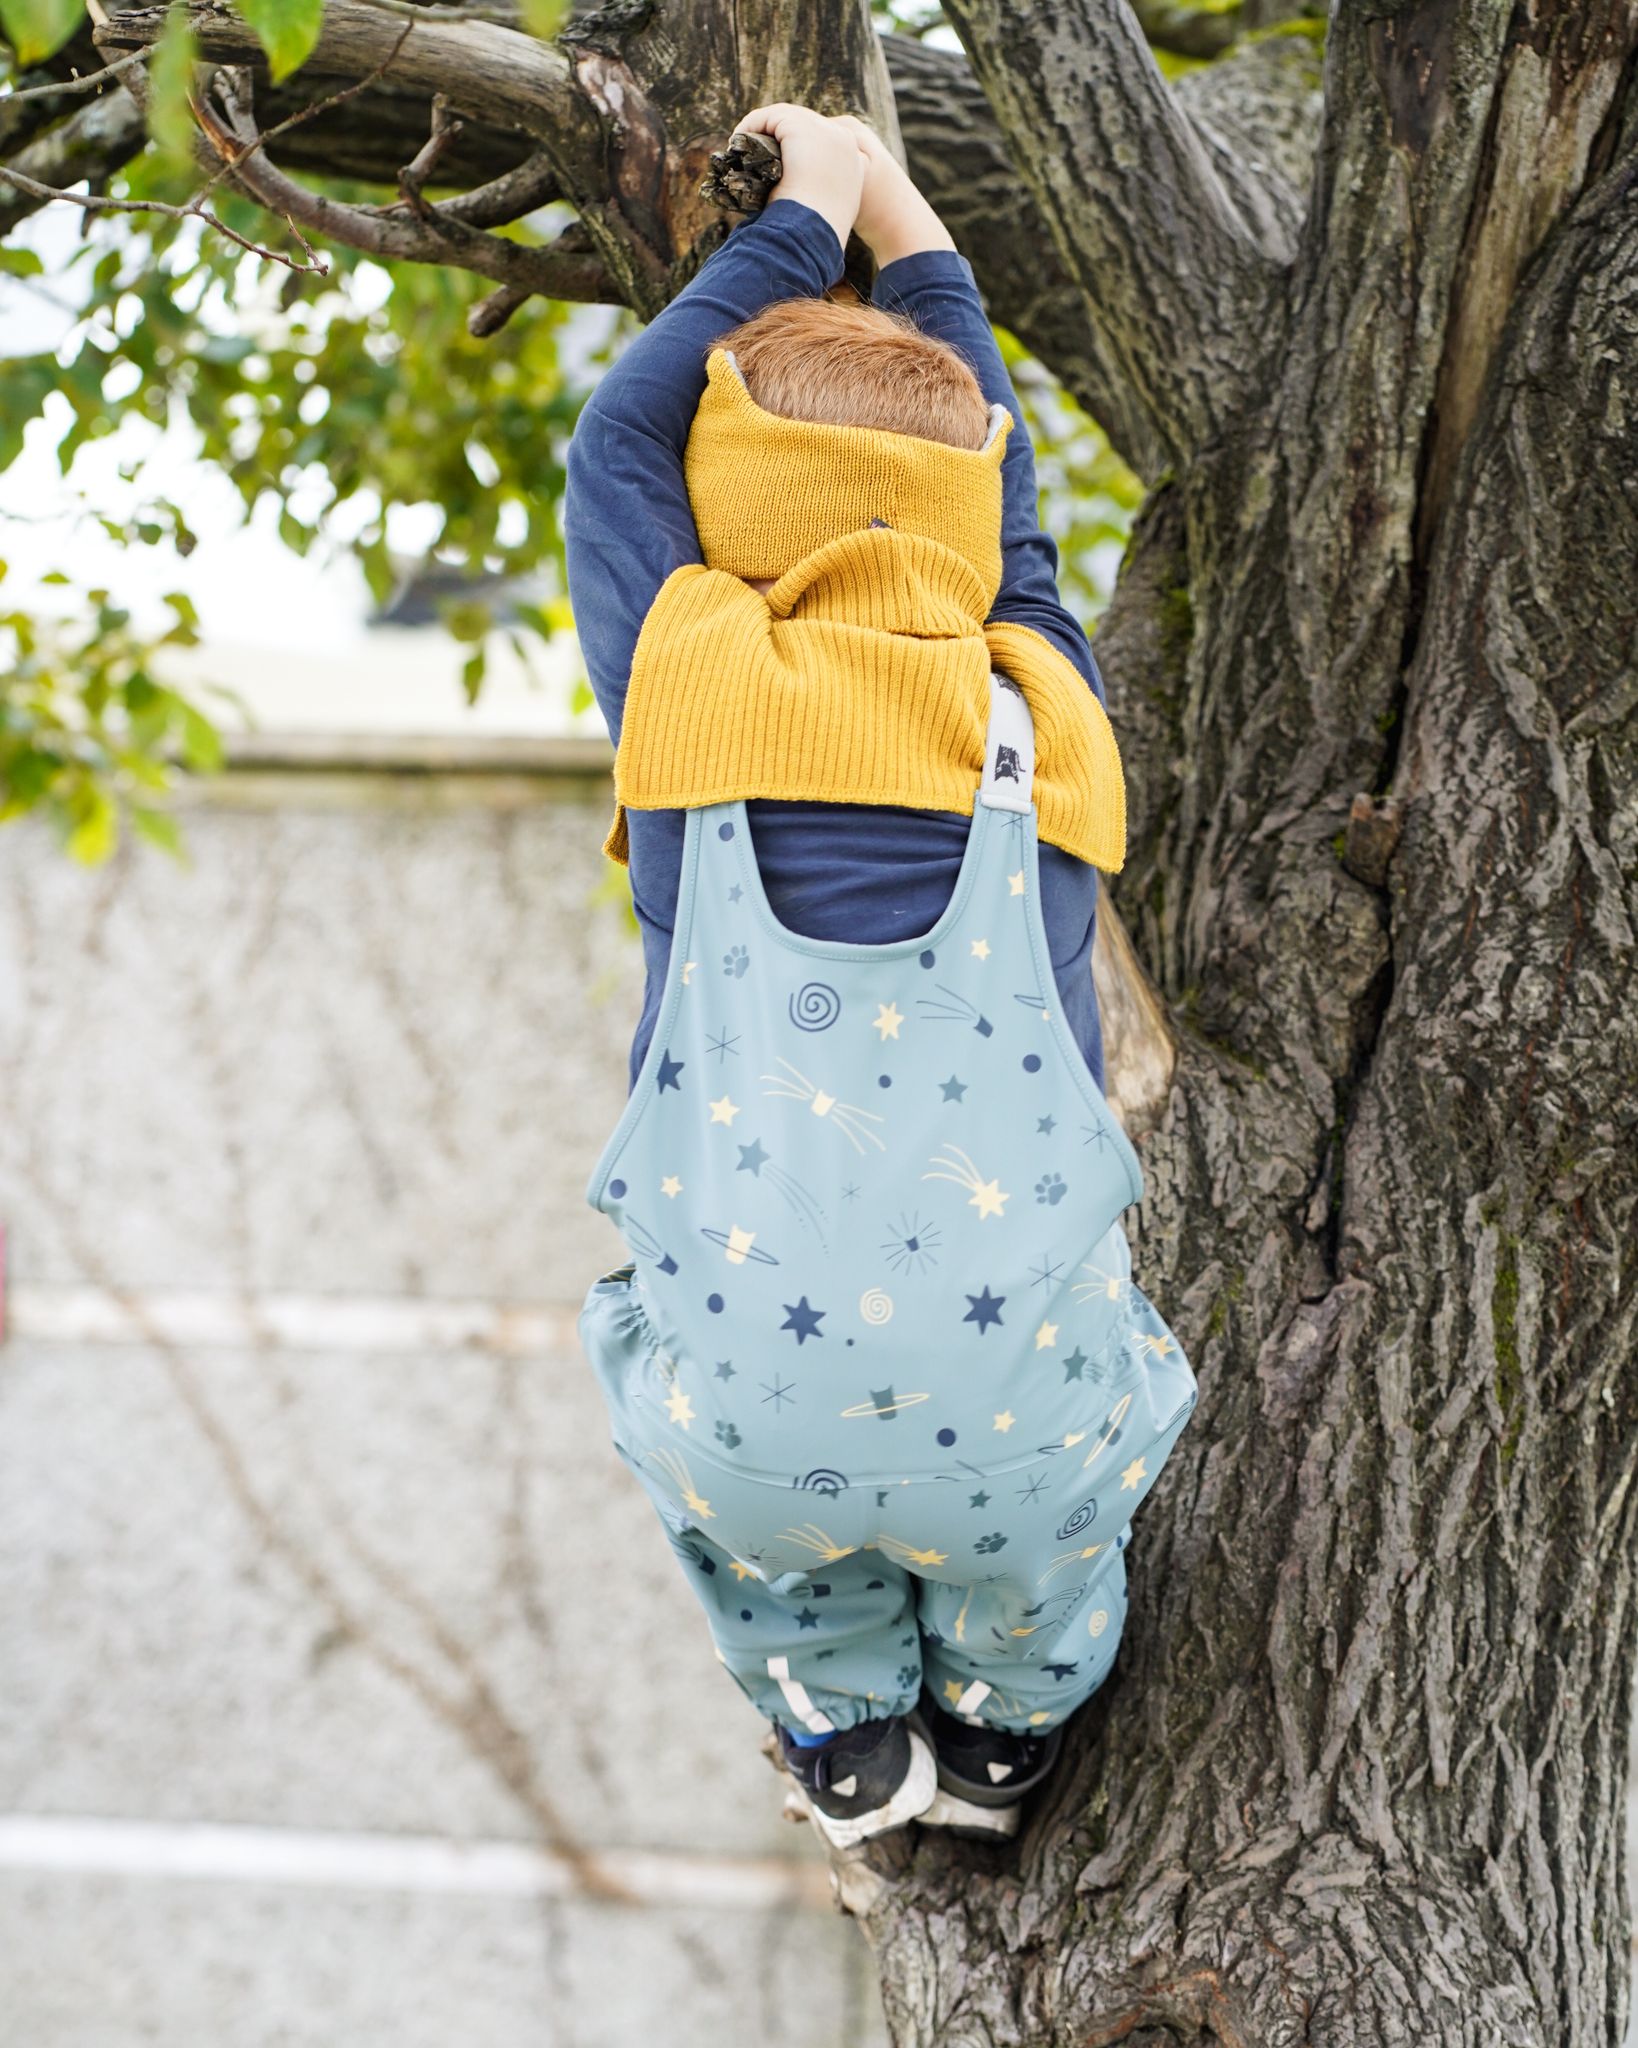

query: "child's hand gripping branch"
xmin=725 ymin=104 xmax=869 ymax=256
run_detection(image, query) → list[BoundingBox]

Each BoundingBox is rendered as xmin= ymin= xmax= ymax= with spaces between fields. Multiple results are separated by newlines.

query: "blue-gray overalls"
xmin=579 ymin=679 xmax=1196 ymax=1734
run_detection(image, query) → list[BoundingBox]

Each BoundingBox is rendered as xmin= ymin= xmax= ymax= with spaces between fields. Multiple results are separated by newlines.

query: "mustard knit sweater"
xmin=604 ymin=350 xmax=1126 ymax=873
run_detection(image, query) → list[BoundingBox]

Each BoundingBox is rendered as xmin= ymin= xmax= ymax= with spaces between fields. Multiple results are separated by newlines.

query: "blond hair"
xmin=714 ymin=296 xmax=990 ymax=452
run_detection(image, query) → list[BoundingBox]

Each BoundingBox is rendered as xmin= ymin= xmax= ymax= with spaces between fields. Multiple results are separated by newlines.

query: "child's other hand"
xmin=831 ymin=116 xmax=956 ymax=269
xmin=735 ymin=104 xmax=867 ymax=255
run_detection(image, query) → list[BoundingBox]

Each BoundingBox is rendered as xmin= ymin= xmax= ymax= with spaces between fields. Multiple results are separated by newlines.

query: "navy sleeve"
xmin=872 ymin=250 xmax=1105 ymax=706
xmin=564 ymin=200 xmax=846 ymax=747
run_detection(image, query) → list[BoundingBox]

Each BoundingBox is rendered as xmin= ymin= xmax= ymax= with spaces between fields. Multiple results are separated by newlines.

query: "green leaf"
xmin=147 ymin=5 xmax=199 ymax=168
xmin=132 ymin=806 xmax=185 ymax=858
xmin=231 ymin=0 xmax=322 ymax=82
xmin=0 ymin=247 xmax=44 ymax=278
xmin=519 ymin=0 xmax=567 ymax=36
xmin=178 ymin=701 xmax=223 ymax=773
xmin=0 ymin=0 xmax=83 ymax=66
xmin=67 ymin=787 xmax=118 ymax=864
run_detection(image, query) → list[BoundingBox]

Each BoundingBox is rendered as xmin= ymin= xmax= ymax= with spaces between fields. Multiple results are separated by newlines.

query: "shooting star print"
xmin=622 ymin=1213 xmax=680 ymax=1276
xmin=643 ymin=1447 xmax=715 ymax=1521
xmin=761 ymin=1057 xmax=886 ymax=1155
xmin=923 ymin=1144 xmax=1009 ymax=1220
xmin=917 ymin=984 xmax=993 ymax=1036
xmin=774 ymin=1524 xmax=857 ymax=1564
xmin=1073 ymin=1261 xmax=1128 ymax=1305
xmin=874 ymin=1534 xmax=949 ymax=1571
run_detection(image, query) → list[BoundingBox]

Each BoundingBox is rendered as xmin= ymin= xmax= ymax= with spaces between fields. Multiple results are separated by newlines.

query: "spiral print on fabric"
xmin=859 ymin=1287 xmax=894 ymax=1326
xmin=1055 ymin=1496 xmax=1098 ymax=1541
xmin=789 ymin=981 xmax=842 ymax=1031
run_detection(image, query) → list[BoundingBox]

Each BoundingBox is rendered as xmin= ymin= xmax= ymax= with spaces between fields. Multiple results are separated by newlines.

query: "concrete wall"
xmin=0 ymin=760 xmax=888 ymax=2048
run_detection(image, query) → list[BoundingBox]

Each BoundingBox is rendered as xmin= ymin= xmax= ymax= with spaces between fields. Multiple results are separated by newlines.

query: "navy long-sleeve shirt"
xmin=564 ymin=199 xmax=1106 ymax=1093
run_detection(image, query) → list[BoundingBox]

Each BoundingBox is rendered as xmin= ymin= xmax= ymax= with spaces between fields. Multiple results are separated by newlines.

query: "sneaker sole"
xmin=915 ymin=1785 xmax=1021 ymax=1840
xmin=790 ymin=1730 xmax=939 ymax=1851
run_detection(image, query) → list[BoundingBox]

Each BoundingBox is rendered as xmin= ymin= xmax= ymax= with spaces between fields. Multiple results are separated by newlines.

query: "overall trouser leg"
xmin=917 ymin=1543 xmax=1130 ymax=1734
xmin=646 ymin=1513 xmax=924 ymax=1734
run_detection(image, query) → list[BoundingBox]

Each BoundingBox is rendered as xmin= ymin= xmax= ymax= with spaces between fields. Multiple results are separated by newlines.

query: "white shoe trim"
xmin=801 ymin=1732 xmax=938 ymax=1851
xmin=916 ymin=1787 xmax=1021 ymax=1839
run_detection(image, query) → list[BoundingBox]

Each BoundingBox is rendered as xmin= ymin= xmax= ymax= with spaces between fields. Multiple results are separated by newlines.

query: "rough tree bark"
xmin=7 ymin=4 xmax=1637 ymax=2042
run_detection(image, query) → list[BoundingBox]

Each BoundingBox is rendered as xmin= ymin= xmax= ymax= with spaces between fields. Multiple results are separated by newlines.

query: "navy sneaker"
xmin=776 ymin=1716 xmax=937 ymax=1848
xmin=914 ymin=1691 xmax=1063 ymax=1817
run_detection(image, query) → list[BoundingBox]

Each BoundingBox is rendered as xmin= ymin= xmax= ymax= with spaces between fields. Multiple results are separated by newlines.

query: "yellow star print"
xmin=993 ymin=1410 xmax=1016 ymax=1433
xmin=970 ymin=937 xmax=991 ymax=960
xmin=944 ymin=1680 xmax=965 ymax=1707
xmin=1008 ymin=870 xmax=1026 ymax=896
xmin=1035 ymin=1320 xmax=1058 ymax=1350
xmin=730 ymin=1560 xmax=759 ymax=1581
xmin=660 ymin=1175 xmax=682 ymax=1198
xmin=1120 ymin=1455 xmax=1148 ymax=1491
xmin=708 ymin=1095 xmax=740 ymax=1126
xmin=873 ymin=1002 xmax=904 ymax=1040
xmin=970 ymin=1178 xmax=1009 ymax=1220
xmin=665 ymin=1386 xmax=695 ymax=1430
xmin=901 ymin=1545 xmax=948 ymax=1568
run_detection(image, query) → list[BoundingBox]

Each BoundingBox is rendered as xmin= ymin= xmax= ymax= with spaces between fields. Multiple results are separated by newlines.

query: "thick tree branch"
xmin=93 ymin=0 xmax=583 ymax=147
xmin=192 ymin=66 xmax=616 ymax=301
xmin=940 ymin=0 xmax=1290 ymax=466
xmin=93 ymin=0 xmax=640 ymax=274
xmin=5 ymin=11 xmax=1322 ymax=464
xmin=886 ymin=29 xmax=1321 ymax=480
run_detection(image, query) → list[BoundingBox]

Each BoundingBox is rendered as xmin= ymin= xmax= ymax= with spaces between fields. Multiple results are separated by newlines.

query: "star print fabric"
xmin=579 ymin=724 xmax=1196 ymax=1736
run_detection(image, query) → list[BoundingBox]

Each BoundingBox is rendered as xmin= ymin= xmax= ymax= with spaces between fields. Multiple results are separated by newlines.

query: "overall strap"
xmin=977 ymin=671 xmax=1036 ymax=814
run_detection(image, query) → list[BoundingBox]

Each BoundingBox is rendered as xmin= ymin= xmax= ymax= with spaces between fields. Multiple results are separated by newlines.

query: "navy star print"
xmin=780 ymin=1297 xmax=826 ymax=1344
xmin=964 ymin=1285 xmax=1005 ymax=1333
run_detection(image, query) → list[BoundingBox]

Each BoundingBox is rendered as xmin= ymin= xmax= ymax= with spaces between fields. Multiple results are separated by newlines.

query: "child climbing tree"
xmin=4 ymin=3 xmax=1636 ymax=2042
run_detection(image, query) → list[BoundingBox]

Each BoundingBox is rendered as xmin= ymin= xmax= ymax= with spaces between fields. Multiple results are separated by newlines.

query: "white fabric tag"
xmin=978 ymin=672 xmax=1035 ymax=813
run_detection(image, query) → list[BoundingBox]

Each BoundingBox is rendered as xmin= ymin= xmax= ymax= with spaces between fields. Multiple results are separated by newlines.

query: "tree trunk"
xmin=11 ymin=2 xmax=1638 ymax=2040
xmin=860 ymin=6 xmax=1638 ymax=2040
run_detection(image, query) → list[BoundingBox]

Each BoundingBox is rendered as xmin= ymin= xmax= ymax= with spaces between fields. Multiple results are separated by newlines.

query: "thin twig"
xmin=0 ymin=47 xmax=151 ymax=104
xmin=0 ymin=158 xmax=326 ymax=270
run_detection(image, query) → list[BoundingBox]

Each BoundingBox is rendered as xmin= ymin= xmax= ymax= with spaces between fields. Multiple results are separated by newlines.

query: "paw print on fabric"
xmin=973 ymin=1531 xmax=1009 ymax=1555
xmin=897 ymin=1664 xmax=920 ymax=1691
xmin=1035 ymin=1172 xmax=1067 ymax=1206
xmin=714 ymin=1421 xmax=742 ymax=1451
xmin=723 ymin=945 xmax=750 ymax=979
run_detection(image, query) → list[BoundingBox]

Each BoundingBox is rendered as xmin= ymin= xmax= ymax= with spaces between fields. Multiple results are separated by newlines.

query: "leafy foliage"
xmin=0 ymin=563 xmax=226 ymax=860
xmin=0 ymin=0 xmax=1139 ymax=860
